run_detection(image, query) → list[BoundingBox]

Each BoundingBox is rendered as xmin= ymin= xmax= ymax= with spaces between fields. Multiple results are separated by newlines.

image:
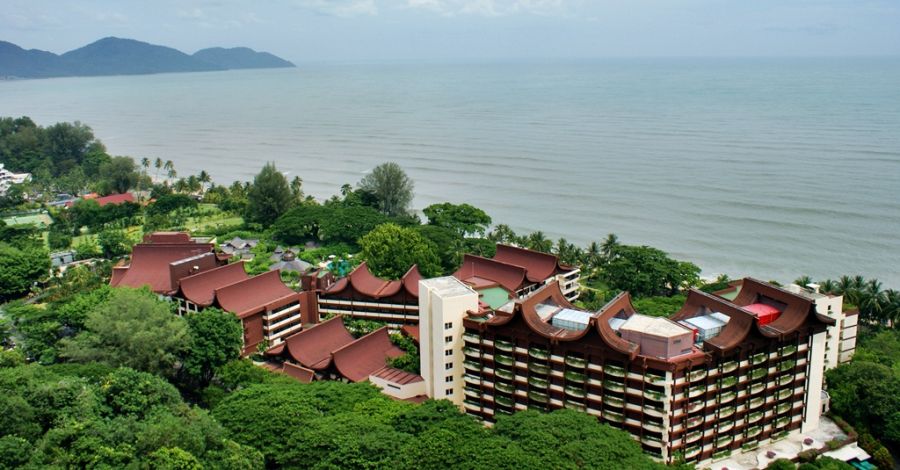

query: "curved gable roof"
xmin=401 ymin=265 xmax=422 ymax=297
xmin=734 ymin=278 xmax=834 ymax=339
xmin=453 ymin=254 xmax=527 ymax=293
xmin=595 ymin=292 xmax=641 ymax=357
xmin=178 ymin=262 xmax=250 ymax=307
xmin=282 ymin=316 xmax=355 ymax=370
xmin=673 ymin=289 xmax=757 ymax=354
xmin=493 ymin=244 xmax=572 ymax=282
xmin=111 ymin=243 xmax=215 ymax=293
xmin=214 ymin=270 xmax=296 ymax=318
xmin=332 ymin=327 xmax=404 ymax=382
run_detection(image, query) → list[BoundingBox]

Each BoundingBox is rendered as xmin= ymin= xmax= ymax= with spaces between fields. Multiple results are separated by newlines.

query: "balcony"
xmin=685 ymin=431 xmax=702 ymax=444
xmin=748 ymin=397 xmax=763 ymax=410
xmin=644 ymin=389 xmax=665 ymax=402
xmin=528 ymin=390 xmax=549 ymax=403
xmin=689 ymin=369 xmax=707 ymax=382
xmin=780 ymin=345 xmax=797 ymax=356
xmin=643 ymin=421 xmax=664 ymax=433
xmin=564 ymin=400 xmax=586 ymax=412
xmin=528 ymin=362 xmax=550 ymax=375
xmin=495 ymin=368 xmax=514 ymax=380
xmin=777 ymin=374 xmax=793 ymax=386
xmin=775 ymin=417 xmax=790 ymax=428
xmin=750 ymin=368 xmax=767 ymax=380
xmin=776 ymin=388 xmax=792 ymax=400
xmin=565 ymin=356 xmax=587 ymax=368
xmin=564 ymin=370 xmax=586 ymax=383
xmin=688 ymin=386 xmax=705 ymax=398
xmin=464 ymin=346 xmax=481 ymax=357
xmin=565 ymin=386 xmax=586 ymax=398
xmin=747 ymin=411 xmax=763 ymax=423
xmin=464 ymin=399 xmax=481 ymax=409
xmin=463 ymin=332 xmax=480 ymax=343
xmin=716 ymin=435 xmax=733 ymax=448
xmin=529 ymin=376 xmax=549 ymax=389
xmin=720 ymin=391 xmax=736 ymax=404
xmin=721 ymin=361 xmax=738 ymax=374
xmin=463 ymin=359 xmax=482 ymax=371
xmin=777 ymin=360 xmax=796 ymax=372
xmin=604 ymin=410 xmax=625 ymax=423
xmin=605 ymin=365 xmax=625 ymax=377
xmin=688 ymin=400 xmax=705 ymax=413
xmin=494 ymin=353 xmax=514 ymax=366
xmin=495 ymin=339 xmax=514 ymax=352
xmin=495 ymin=382 xmax=515 ymax=394
xmin=746 ymin=426 xmax=762 ymax=438
xmin=528 ymin=347 xmax=550 ymax=360
xmin=495 ymin=395 xmax=514 ymax=407
xmin=718 ymin=421 xmax=734 ymax=433
xmin=719 ymin=406 xmax=736 ymax=418
xmin=604 ymin=380 xmax=625 ymax=393
xmin=718 ymin=376 xmax=737 ymax=389
xmin=776 ymin=402 xmax=791 ymax=414
xmin=685 ymin=416 xmax=703 ymax=428
xmin=641 ymin=435 xmax=663 ymax=448
xmin=684 ymin=446 xmax=701 ymax=458
xmin=605 ymin=396 xmax=624 ymax=408
xmin=751 ymin=353 xmax=767 ymax=365
xmin=464 ymin=374 xmax=481 ymax=384
xmin=750 ymin=382 xmax=765 ymax=394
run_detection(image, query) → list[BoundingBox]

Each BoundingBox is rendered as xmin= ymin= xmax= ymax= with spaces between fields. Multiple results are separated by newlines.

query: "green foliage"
xmin=0 ymin=435 xmax=32 ymax=468
xmin=61 ymin=288 xmax=189 ymax=376
xmin=272 ymin=203 xmax=327 ymax=243
xmin=358 ymin=223 xmax=441 ymax=278
xmin=357 ymin=162 xmax=414 ymax=216
xmin=388 ymin=333 xmax=420 ymax=374
xmin=632 ymin=295 xmax=687 ymax=317
xmin=98 ymin=156 xmax=139 ymax=195
xmin=97 ymin=228 xmax=132 ymax=258
xmin=766 ymin=459 xmax=796 ymax=470
xmin=97 ymin=368 xmax=182 ymax=419
xmin=318 ymin=205 xmax=390 ymax=244
xmin=148 ymin=193 xmax=198 ymax=216
xmin=0 ymin=241 xmax=49 ymax=301
xmin=602 ymin=244 xmax=700 ymax=298
xmin=826 ymin=361 xmax=900 ymax=445
xmin=244 ymin=162 xmax=293 ymax=227
xmin=180 ymin=308 xmax=243 ymax=389
xmin=47 ymin=228 xmax=72 ymax=250
xmin=423 ymin=202 xmax=492 ymax=237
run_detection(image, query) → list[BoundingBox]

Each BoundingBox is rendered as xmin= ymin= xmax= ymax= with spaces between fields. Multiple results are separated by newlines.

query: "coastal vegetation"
xmin=2 ymin=115 xmax=898 ymax=468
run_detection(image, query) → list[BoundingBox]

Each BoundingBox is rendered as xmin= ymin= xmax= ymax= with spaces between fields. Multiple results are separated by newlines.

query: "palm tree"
xmin=794 ymin=275 xmax=813 ymax=288
xmin=526 ymin=231 xmax=552 ymax=253
xmin=164 ymin=160 xmax=176 ymax=182
xmin=819 ymin=279 xmax=837 ymax=295
xmin=340 ymin=183 xmax=353 ymax=197
xmin=585 ymin=241 xmax=601 ymax=269
xmin=138 ymin=157 xmax=150 ymax=201
xmin=600 ymin=233 xmax=620 ymax=262
xmin=187 ymin=175 xmax=201 ymax=194
xmin=154 ymin=157 xmax=163 ymax=182
xmin=174 ymin=178 xmax=188 ymax=193
xmin=198 ymin=170 xmax=211 ymax=195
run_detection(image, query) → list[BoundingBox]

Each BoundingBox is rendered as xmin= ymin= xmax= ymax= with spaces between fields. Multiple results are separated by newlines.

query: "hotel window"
xmin=445 ymin=335 xmax=453 ymax=343
xmin=444 ymin=322 xmax=453 ymax=330
xmin=445 ymin=388 xmax=454 ymax=396
xmin=445 ymin=376 xmax=453 ymax=383
xmin=445 ymin=363 xmax=453 ymax=370
xmin=445 ymin=349 xmax=453 ymax=356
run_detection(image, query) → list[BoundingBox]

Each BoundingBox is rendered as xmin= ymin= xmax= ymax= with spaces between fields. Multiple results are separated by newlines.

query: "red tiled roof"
xmin=178 ymin=262 xmax=250 ymax=307
xmin=324 ymin=262 xmax=420 ymax=299
xmin=371 ymin=366 xmax=423 ymax=385
xmin=493 ymin=243 xmax=573 ymax=283
xmin=215 ymin=270 xmax=296 ymax=318
xmin=453 ymin=254 xmax=527 ymax=293
xmin=110 ymin=243 xmax=216 ymax=294
xmin=143 ymin=232 xmax=192 ymax=244
xmin=280 ymin=316 xmax=355 ymax=370
xmin=400 ymin=325 xmax=419 ymax=344
xmin=281 ymin=362 xmax=315 ymax=383
xmin=332 ymin=327 xmax=404 ymax=382
xmin=95 ymin=192 xmax=134 ymax=207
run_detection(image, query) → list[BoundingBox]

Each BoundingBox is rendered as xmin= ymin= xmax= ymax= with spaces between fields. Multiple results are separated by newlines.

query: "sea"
xmin=2 ymin=58 xmax=899 ymax=286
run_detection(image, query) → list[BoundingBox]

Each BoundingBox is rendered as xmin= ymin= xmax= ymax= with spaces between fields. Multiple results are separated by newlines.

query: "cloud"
xmin=293 ymin=0 xmax=378 ymax=17
xmin=404 ymin=0 xmax=568 ymax=17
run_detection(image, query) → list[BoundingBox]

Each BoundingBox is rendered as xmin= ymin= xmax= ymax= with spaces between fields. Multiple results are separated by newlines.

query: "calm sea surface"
xmin=2 ymin=59 xmax=899 ymax=285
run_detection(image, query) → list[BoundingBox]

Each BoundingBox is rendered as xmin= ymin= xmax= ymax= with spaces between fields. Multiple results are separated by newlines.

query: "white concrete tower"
xmin=419 ymin=277 xmax=479 ymax=409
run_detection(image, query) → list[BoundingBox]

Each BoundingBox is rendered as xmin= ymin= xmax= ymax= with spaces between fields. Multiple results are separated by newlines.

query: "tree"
xmin=97 ymin=368 xmax=182 ymax=419
xmin=794 ymin=275 xmax=813 ymax=288
xmin=415 ymin=224 xmax=465 ymax=274
xmin=317 ymin=205 xmax=390 ymax=245
xmin=289 ymin=176 xmax=304 ymax=202
xmin=97 ymin=229 xmax=131 ymax=258
xmin=0 ymin=242 xmax=49 ymax=301
xmin=525 ymin=231 xmax=552 ymax=253
xmin=603 ymin=245 xmax=700 ymax=298
xmin=766 ymin=459 xmax=797 ymax=470
xmin=826 ymin=361 xmax=900 ymax=445
xmin=98 ymin=156 xmax=139 ymax=195
xmin=180 ymin=308 xmax=243 ymax=389
xmin=60 ymin=288 xmax=189 ymax=376
xmin=272 ymin=204 xmax=327 ymax=244
xmin=422 ymin=202 xmax=492 ymax=237
xmin=358 ymin=223 xmax=441 ymax=278
xmin=600 ymin=233 xmax=620 ymax=262
xmin=245 ymin=162 xmax=293 ymax=227
xmin=357 ymin=162 xmax=414 ymax=217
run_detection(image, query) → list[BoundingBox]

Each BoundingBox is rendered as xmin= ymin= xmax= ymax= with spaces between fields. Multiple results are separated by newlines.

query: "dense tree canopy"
xmin=423 ymin=202 xmax=492 ymax=237
xmin=244 ymin=162 xmax=293 ymax=226
xmin=60 ymin=288 xmax=189 ymax=376
xmin=826 ymin=358 xmax=900 ymax=445
xmin=602 ymin=245 xmax=700 ymax=298
xmin=0 ymin=242 xmax=49 ymax=301
xmin=180 ymin=308 xmax=243 ymax=389
xmin=358 ymin=223 xmax=441 ymax=278
xmin=357 ymin=162 xmax=414 ymax=217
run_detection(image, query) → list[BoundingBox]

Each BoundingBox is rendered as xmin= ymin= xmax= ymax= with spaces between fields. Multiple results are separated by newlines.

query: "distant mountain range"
xmin=0 ymin=37 xmax=294 ymax=79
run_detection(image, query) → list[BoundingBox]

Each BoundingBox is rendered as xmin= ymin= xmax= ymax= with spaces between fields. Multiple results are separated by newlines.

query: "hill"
xmin=192 ymin=47 xmax=294 ymax=69
xmin=0 ymin=37 xmax=294 ymax=79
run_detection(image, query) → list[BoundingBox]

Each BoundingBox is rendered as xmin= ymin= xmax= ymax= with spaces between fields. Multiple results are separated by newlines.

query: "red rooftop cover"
xmin=110 ymin=243 xmax=215 ymax=294
xmin=178 ymin=262 xmax=250 ymax=307
xmin=281 ymin=316 xmax=355 ymax=370
xmin=214 ymin=270 xmax=296 ymax=318
xmin=332 ymin=327 xmax=404 ymax=382
xmin=743 ymin=303 xmax=782 ymax=326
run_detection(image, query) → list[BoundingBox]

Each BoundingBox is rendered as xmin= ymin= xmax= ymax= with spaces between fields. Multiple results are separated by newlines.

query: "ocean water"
xmin=2 ymin=58 xmax=899 ymax=286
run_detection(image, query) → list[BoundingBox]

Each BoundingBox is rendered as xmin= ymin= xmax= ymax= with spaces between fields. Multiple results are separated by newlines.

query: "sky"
xmin=3 ymin=0 xmax=899 ymax=62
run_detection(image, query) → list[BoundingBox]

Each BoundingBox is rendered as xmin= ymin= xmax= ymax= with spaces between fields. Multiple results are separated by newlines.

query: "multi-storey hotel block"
xmin=427 ymin=277 xmax=854 ymax=466
xmin=316 ymin=244 xmax=580 ymax=329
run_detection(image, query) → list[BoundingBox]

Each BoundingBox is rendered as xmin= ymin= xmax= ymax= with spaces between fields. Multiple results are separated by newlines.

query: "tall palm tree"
xmin=198 ymin=170 xmax=211 ymax=194
xmin=600 ymin=233 xmax=620 ymax=262
xmin=526 ymin=231 xmax=552 ymax=253
xmin=154 ymin=157 xmax=163 ymax=182
xmin=164 ymin=160 xmax=176 ymax=182
xmin=819 ymin=279 xmax=837 ymax=295
xmin=794 ymin=275 xmax=813 ymax=288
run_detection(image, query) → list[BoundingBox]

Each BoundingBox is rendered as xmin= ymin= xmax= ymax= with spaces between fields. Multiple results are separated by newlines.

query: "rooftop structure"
xmin=0 ymin=163 xmax=31 ymax=196
xmin=457 ymin=278 xmax=836 ymax=465
xmin=110 ymin=241 xmax=218 ymax=294
xmin=269 ymin=250 xmax=313 ymax=273
xmin=220 ymin=236 xmax=259 ymax=259
xmin=317 ymin=262 xmax=422 ymax=328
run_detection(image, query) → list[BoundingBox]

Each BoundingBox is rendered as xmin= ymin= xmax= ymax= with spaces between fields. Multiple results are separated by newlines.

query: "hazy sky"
xmin=4 ymin=0 xmax=899 ymax=61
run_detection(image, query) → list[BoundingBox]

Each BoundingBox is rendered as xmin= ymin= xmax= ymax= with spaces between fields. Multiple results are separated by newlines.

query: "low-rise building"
xmin=0 ymin=163 xmax=31 ymax=196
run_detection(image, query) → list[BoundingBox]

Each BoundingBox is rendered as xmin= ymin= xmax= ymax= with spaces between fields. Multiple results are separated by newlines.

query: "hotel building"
xmin=416 ymin=277 xmax=851 ymax=466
